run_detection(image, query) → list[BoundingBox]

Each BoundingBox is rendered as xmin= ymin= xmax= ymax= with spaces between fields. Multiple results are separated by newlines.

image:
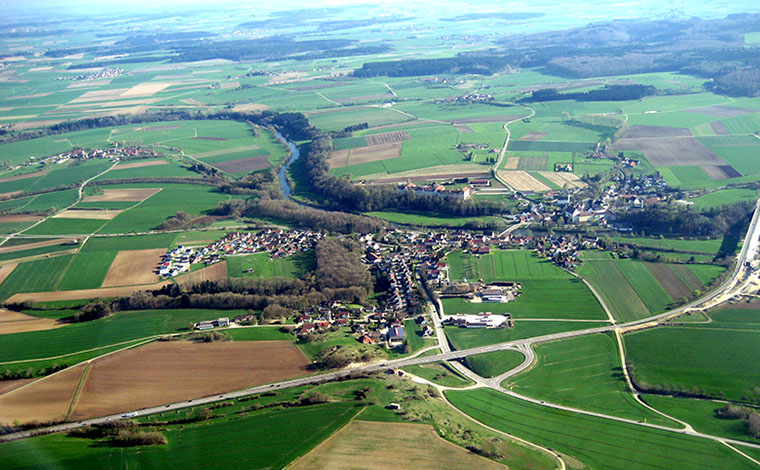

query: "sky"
xmin=1 ymin=0 xmax=759 ymax=25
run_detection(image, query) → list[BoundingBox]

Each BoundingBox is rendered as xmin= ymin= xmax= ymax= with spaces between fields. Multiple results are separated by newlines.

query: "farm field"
xmin=0 ymin=309 xmax=246 ymax=363
xmin=365 ymin=211 xmax=501 ymax=228
xmin=642 ymin=395 xmax=760 ymax=444
xmin=0 ymin=363 xmax=86 ymax=425
xmin=69 ymin=340 xmax=311 ymax=420
xmin=0 ymin=255 xmax=74 ymax=300
xmin=0 ymin=402 xmax=361 ymax=470
xmin=504 ymin=334 xmax=677 ymax=426
xmin=608 ymin=236 xmax=725 ymax=255
xmin=445 ymin=250 xmax=606 ymax=320
xmin=289 ymin=420 xmax=508 ymax=470
xmin=623 ymin=308 xmax=760 ymax=402
xmin=576 ymin=253 xmax=721 ymax=322
xmin=447 ymin=388 xmax=757 ymax=470
xmin=691 ymin=188 xmax=758 ymax=209
xmin=101 ymin=248 xmax=163 ymax=286
xmin=0 ymin=309 xmax=62 ymax=334
xmin=403 ymin=360 xmax=474 ymax=388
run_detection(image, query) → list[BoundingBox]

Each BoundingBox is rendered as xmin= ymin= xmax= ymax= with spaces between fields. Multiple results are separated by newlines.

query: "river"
xmin=276 ymin=132 xmax=300 ymax=200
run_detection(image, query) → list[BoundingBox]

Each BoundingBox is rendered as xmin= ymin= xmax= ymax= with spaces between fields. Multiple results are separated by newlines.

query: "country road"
xmin=3 ymin=199 xmax=760 ymax=446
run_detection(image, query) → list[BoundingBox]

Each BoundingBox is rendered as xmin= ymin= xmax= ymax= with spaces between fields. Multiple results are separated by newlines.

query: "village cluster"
xmin=16 ymin=145 xmax=159 ymax=171
xmin=56 ymin=67 xmax=123 ymax=81
xmin=158 ymin=229 xmax=324 ymax=277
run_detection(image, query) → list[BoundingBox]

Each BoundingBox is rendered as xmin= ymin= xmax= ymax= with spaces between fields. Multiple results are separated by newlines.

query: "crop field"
xmin=465 ymin=350 xmax=525 ymax=378
xmin=80 ymin=233 xmax=175 ymax=252
xmin=447 ymin=389 xmax=756 ymax=470
xmin=497 ymin=170 xmax=551 ymax=191
xmin=290 ymin=420 xmax=508 ymax=470
xmin=82 ymin=188 xmax=162 ymax=202
xmin=576 ymin=254 xmax=699 ymax=322
xmin=101 ymin=249 xmax=163 ymax=286
xmin=69 ymin=340 xmax=311 ymax=420
xmin=505 ymin=334 xmax=676 ymax=426
xmin=624 ymin=308 xmax=760 ymax=402
xmin=0 ymin=255 xmax=74 ymax=301
xmin=23 ymin=217 xmax=107 ymax=236
xmin=307 ymin=106 xmax=413 ymax=132
xmin=98 ymin=184 xmax=231 ymax=234
xmin=0 ymin=309 xmax=245 ymax=363
xmin=0 ymin=243 xmax=76 ymax=263
xmin=226 ymin=251 xmax=314 ymax=278
xmin=0 ymin=363 xmax=86 ymax=425
xmin=0 ymin=402 xmax=360 ymax=470
xmin=403 ymin=361 xmax=474 ymax=388
xmin=56 ymin=251 xmax=117 ymax=291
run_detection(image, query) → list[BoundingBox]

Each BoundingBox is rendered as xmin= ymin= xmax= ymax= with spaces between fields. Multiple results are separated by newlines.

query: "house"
xmin=215 ymin=317 xmax=230 ymax=327
xmin=481 ymin=288 xmax=507 ymax=303
xmin=387 ymin=326 xmax=406 ymax=345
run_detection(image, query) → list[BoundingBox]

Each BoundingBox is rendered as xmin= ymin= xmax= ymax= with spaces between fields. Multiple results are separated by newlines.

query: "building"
xmin=387 ymin=326 xmax=406 ymax=345
xmin=481 ymin=288 xmax=507 ymax=303
xmin=446 ymin=313 xmax=510 ymax=329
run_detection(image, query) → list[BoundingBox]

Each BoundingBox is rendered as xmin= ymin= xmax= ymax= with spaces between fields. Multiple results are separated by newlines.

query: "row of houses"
xmin=399 ymin=182 xmax=472 ymax=200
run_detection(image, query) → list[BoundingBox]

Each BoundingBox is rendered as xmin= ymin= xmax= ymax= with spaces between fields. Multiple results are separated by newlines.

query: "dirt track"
xmin=6 ymin=280 xmax=173 ymax=303
xmin=69 ymin=340 xmax=310 ymax=420
xmin=101 ymin=249 xmax=163 ymax=287
xmin=0 ymin=238 xmax=76 ymax=254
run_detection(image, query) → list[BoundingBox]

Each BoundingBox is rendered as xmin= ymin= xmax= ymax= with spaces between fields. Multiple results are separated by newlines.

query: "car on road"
xmin=122 ymin=412 xmax=136 ymax=418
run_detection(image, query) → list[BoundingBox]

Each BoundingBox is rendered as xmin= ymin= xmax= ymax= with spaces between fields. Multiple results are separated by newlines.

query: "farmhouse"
xmin=445 ymin=313 xmax=510 ymax=329
xmin=387 ymin=325 xmax=406 ymax=346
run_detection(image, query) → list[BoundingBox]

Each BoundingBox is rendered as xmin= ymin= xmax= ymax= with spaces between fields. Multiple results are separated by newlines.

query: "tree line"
xmin=523 ymin=85 xmax=656 ymax=102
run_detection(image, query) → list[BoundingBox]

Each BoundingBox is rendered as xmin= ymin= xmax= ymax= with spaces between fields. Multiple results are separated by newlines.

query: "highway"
xmin=3 ymin=199 xmax=760 ymax=445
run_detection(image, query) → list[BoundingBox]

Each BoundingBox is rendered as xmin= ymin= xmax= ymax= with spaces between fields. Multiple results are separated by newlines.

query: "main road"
xmin=3 ymin=199 xmax=759 ymax=444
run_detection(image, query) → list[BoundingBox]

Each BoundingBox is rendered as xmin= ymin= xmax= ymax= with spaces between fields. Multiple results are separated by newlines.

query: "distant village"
xmin=56 ymin=67 xmax=123 ymax=82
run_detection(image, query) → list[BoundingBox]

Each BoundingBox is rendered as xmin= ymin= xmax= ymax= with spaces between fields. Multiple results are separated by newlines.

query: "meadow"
xmin=365 ymin=211 xmax=501 ymax=228
xmin=447 ymin=388 xmax=756 ymax=470
xmin=504 ymin=334 xmax=676 ymax=426
xmin=225 ymin=251 xmax=314 ymax=279
xmin=623 ymin=307 xmax=760 ymax=402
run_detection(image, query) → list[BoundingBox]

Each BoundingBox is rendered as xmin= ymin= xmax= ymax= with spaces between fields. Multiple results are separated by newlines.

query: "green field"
xmin=624 ymin=308 xmax=760 ymax=402
xmin=23 ymin=218 xmax=108 ymax=236
xmin=365 ymin=211 xmax=501 ymax=228
xmin=609 ymin=236 xmax=724 ymax=255
xmin=56 ymin=251 xmax=117 ymax=290
xmin=577 ymin=254 xmax=683 ymax=322
xmin=0 ymin=243 xmax=76 ymax=262
xmin=0 ymin=255 xmax=74 ymax=300
xmin=225 ymin=327 xmax=297 ymax=341
xmin=446 ymin=250 xmax=606 ymax=320
xmin=0 ymin=309 xmax=246 ymax=362
xmin=447 ymin=388 xmax=756 ymax=470
xmin=643 ymin=395 xmax=760 ymax=444
xmin=0 ymin=402 xmax=360 ymax=470
xmin=691 ymin=189 xmax=758 ymax=209
xmin=81 ymin=233 xmax=177 ymax=252
xmin=505 ymin=334 xmax=676 ymax=426
xmin=465 ymin=349 xmax=525 ymax=378
xmin=225 ymin=251 xmax=314 ymax=278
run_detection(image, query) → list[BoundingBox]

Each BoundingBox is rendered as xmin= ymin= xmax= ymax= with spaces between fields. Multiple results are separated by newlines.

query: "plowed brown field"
xmin=69 ymin=341 xmax=310 ymax=420
xmin=0 ymin=309 xmax=63 ymax=334
xmin=0 ymin=364 xmax=86 ymax=425
xmin=101 ymin=249 xmax=163 ymax=287
xmin=83 ymin=188 xmax=161 ymax=202
xmin=175 ymin=261 xmax=227 ymax=288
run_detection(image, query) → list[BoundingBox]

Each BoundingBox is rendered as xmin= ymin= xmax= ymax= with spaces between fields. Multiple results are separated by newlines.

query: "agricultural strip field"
xmin=101 ymin=248 xmax=163 ymax=287
xmin=289 ymin=420 xmax=508 ymax=470
xmin=505 ymin=334 xmax=676 ymax=426
xmin=0 ymin=363 xmax=86 ymax=425
xmin=365 ymin=211 xmax=501 ymax=228
xmin=226 ymin=251 xmax=314 ymax=279
xmin=82 ymin=188 xmax=162 ymax=202
xmin=69 ymin=340 xmax=311 ymax=420
xmin=0 ymin=402 xmax=360 ymax=470
xmin=403 ymin=361 xmax=474 ymax=388
xmin=0 ymin=238 xmax=77 ymax=254
xmin=623 ymin=308 xmax=760 ymax=402
xmin=0 ymin=309 xmax=245 ymax=363
xmin=691 ymin=188 xmax=758 ymax=209
xmin=576 ymin=253 xmax=707 ymax=322
xmin=0 ymin=255 xmax=74 ymax=301
xmin=609 ymin=236 xmax=724 ymax=255
xmin=447 ymin=389 xmax=757 ymax=470
xmin=56 ymin=251 xmax=118 ymax=291
xmin=496 ymin=170 xmax=550 ymax=191
xmin=0 ymin=309 xmax=62 ymax=334
xmin=5 ymin=281 xmax=172 ymax=303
